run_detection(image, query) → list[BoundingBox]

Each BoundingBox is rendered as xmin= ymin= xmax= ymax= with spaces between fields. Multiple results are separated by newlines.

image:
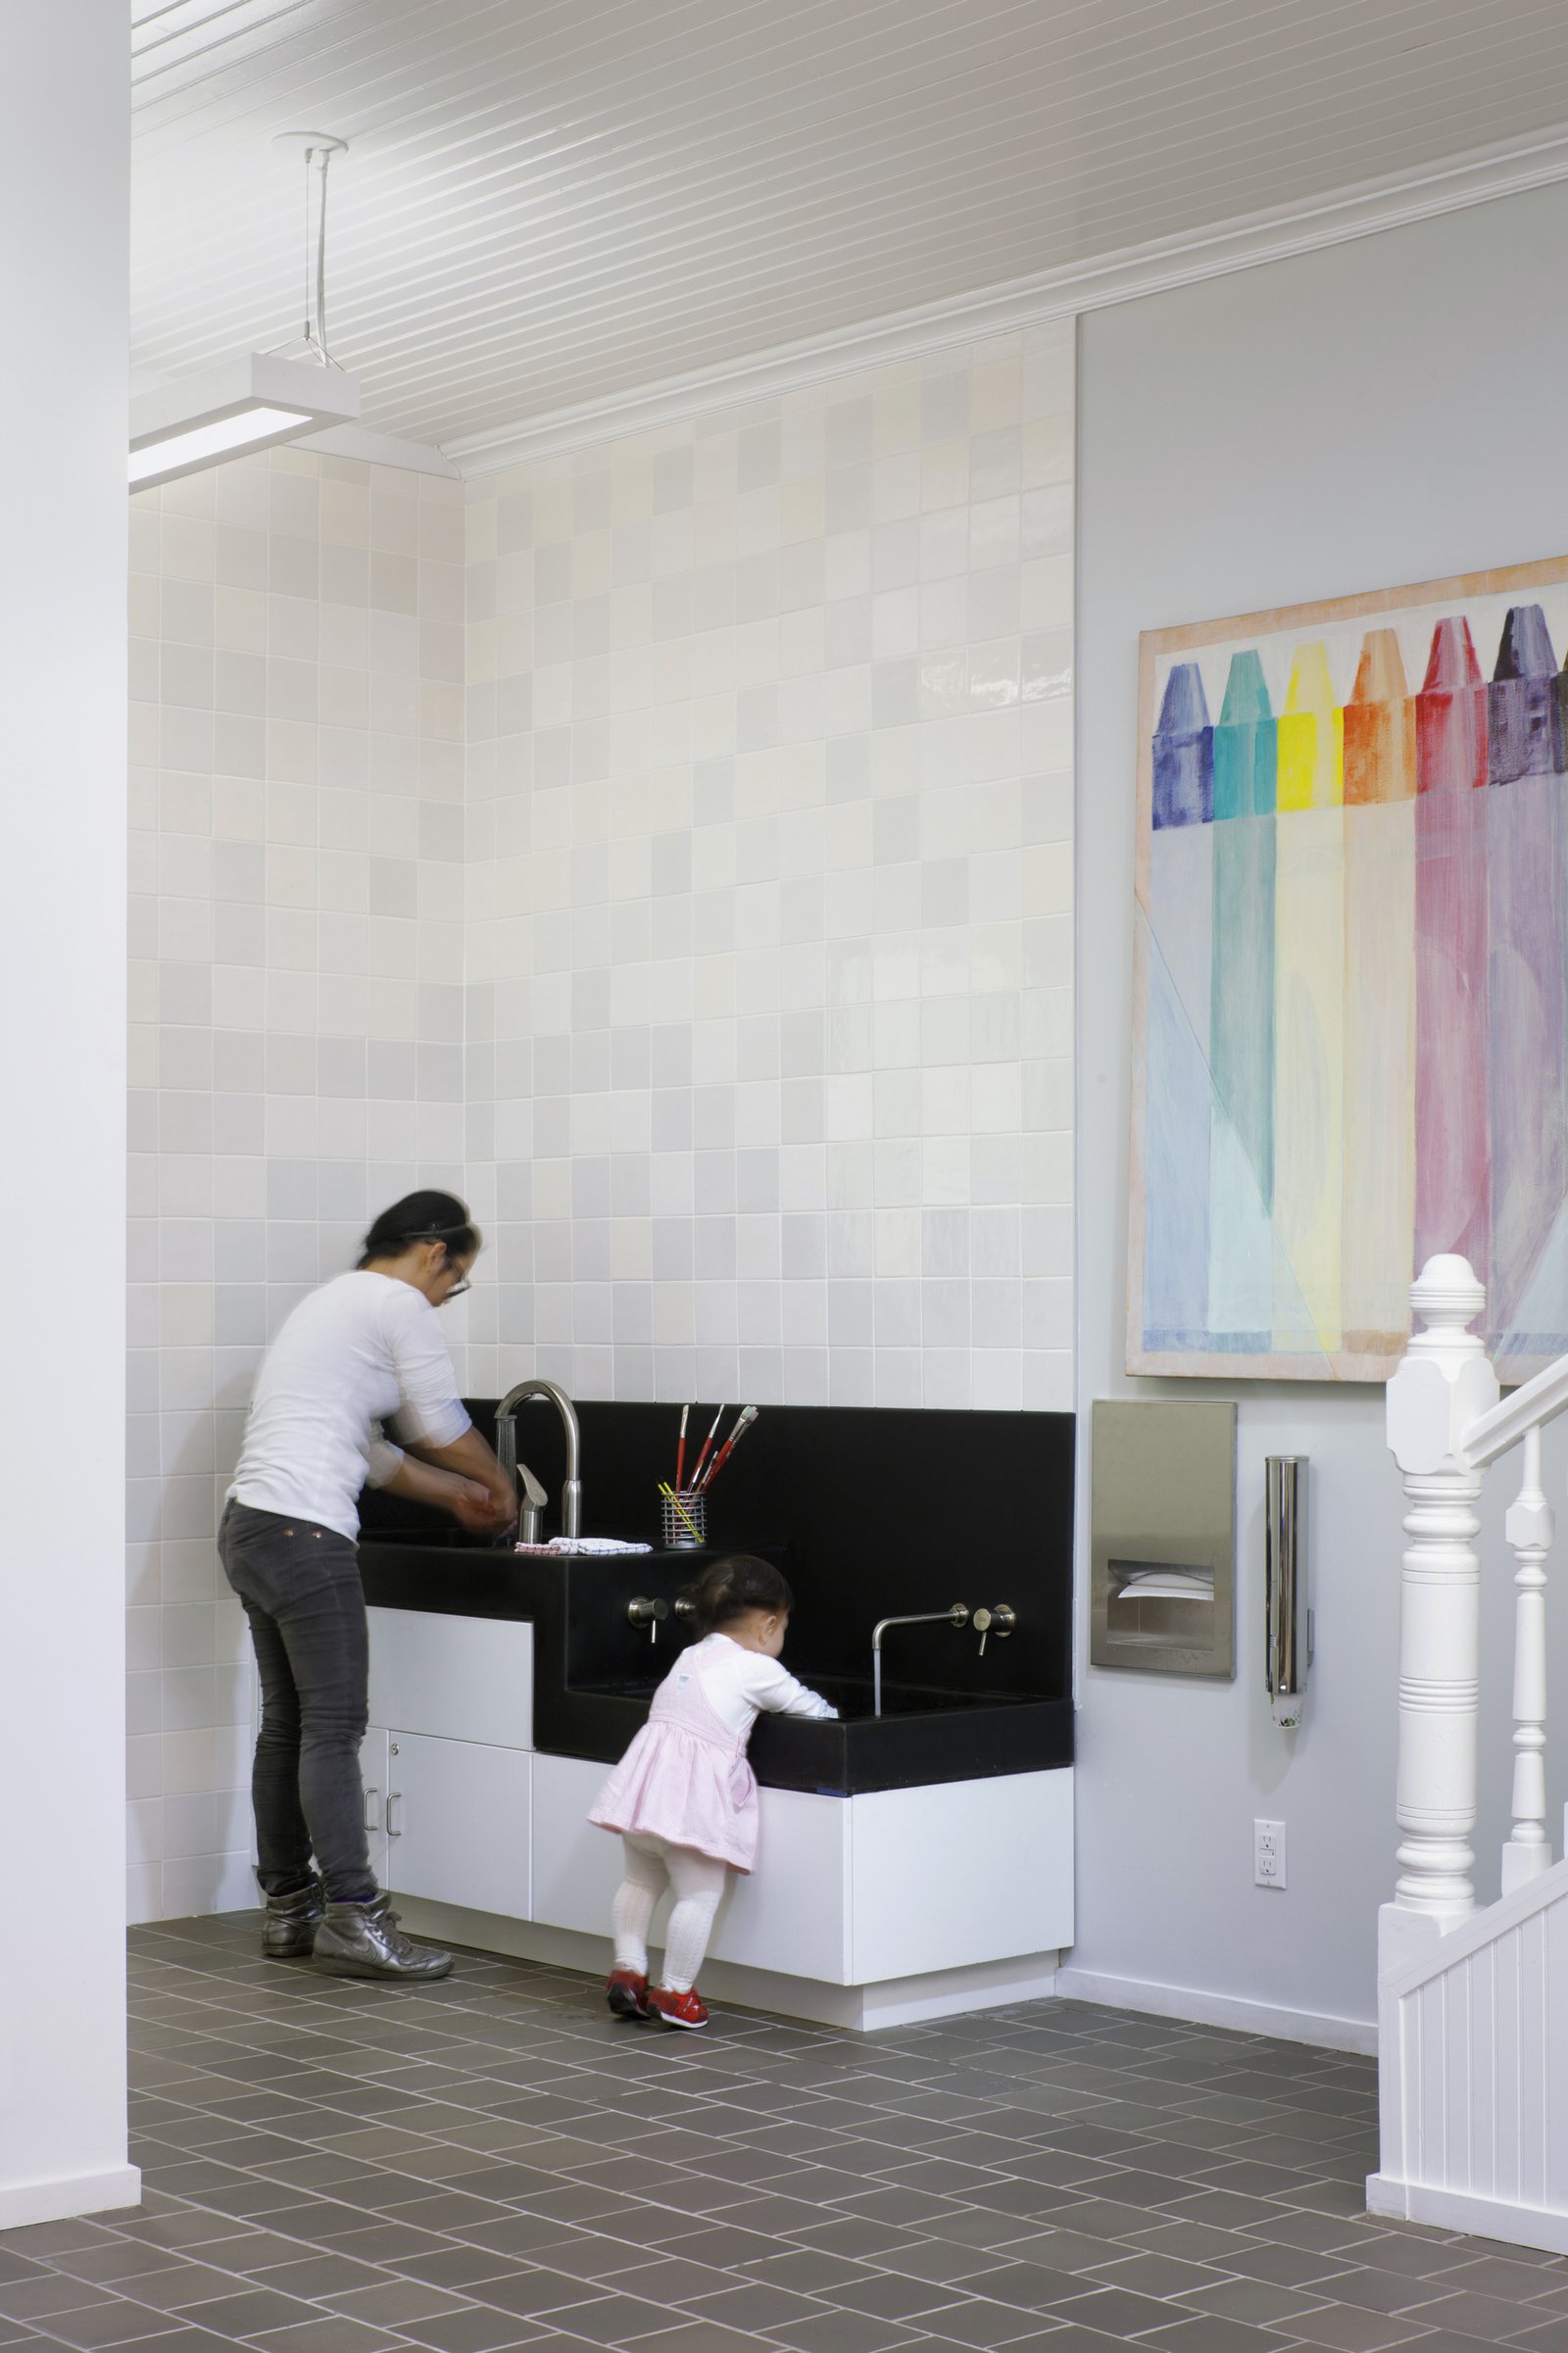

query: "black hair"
xmin=358 ymin=1190 xmax=480 ymax=1270
xmin=681 ymin=1553 xmax=795 ymax=1636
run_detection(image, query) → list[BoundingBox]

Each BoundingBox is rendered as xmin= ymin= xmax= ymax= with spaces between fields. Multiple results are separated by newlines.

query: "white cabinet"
xmin=527 ymin=1750 xmax=1067 ymax=1987
xmin=847 ymin=1769 xmax=1074 ymax=1982
xmin=531 ymin=1753 xmax=621 ymax=1933
xmin=360 ymin=1611 xmax=534 ymax=1915
xmin=359 ymin=1727 xmax=391 ymax=1886
xmin=709 ymin=1790 xmax=849 ymax=1981
xmin=387 ymin=1733 xmax=530 ymax=1917
xmin=367 ymin=1608 xmax=531 ymax=1749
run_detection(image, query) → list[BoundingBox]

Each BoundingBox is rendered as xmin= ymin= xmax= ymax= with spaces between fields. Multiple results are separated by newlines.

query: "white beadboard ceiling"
xmin=131 ymin=0 xmax=1568 ymax=453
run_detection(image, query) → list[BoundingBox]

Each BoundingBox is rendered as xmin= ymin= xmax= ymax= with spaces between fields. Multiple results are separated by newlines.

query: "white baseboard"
xmin=1367 ymin=2172 xmax=1568 ymax=2255
xmin=395 ymin=1896 xmax=1058 ymax=2031
xmin=1054 ymin=1965 xmax=1376 ymax=2054
xmin=0 ymin=2166 xmax=141 ymax=2230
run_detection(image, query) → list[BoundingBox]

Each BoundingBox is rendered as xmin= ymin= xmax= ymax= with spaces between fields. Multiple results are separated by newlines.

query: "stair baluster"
xmin=1501 ymin=1424 xmax=1553 ymax=1893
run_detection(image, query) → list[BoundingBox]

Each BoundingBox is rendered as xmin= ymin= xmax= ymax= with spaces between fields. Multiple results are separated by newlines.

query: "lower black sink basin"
xmin=564 ymin=1670 xmax=1071 ymax=1793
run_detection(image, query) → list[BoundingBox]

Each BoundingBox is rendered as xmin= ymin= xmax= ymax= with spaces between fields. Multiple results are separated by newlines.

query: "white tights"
xmin=612 ymin=1834 xmax=728 ymax=1993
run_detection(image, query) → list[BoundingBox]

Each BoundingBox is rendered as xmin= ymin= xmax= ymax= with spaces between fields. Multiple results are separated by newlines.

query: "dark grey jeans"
xmin=219 ymin=1498 xmax=377 ymax=1905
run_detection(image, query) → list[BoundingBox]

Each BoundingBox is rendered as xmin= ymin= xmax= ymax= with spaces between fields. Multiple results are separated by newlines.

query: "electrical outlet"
xmin=1254 ymin=1818 xmax=1287 ymax=1888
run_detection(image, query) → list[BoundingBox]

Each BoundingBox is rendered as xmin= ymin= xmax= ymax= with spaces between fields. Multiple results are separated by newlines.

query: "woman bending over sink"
xmin=588 ymin=1554 xmax=836 ymax=2030
xmin=220 ymin=1191 xmax=516 ymax=1985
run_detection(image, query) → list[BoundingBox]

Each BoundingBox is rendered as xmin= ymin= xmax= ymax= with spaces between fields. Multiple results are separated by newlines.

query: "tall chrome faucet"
xmin=495 ymin=1379 xmax=581 ymax=1542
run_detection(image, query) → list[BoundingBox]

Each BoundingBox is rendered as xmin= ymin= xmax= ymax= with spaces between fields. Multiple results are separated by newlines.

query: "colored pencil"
xmin=659 ymin=1482 xmax=703 ymax=1544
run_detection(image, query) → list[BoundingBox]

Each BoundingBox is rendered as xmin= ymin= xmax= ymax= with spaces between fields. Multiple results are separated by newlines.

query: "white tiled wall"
xmin=129 ymin=323 xmax=1075 ymax=1923
xmin=464 ymin=325 xmax=1075 ymax=1413
xmin=126 ymin=449 xmax=468 ymax=1923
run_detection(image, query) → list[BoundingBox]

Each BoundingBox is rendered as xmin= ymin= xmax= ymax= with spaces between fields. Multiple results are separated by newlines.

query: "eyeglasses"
xmin=443 ymin=1271 xmax=471 ymax=1300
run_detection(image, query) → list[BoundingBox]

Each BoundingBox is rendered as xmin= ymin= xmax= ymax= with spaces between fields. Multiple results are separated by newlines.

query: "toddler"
xmin=588 ymin=1553 xmax=836 ymax=2029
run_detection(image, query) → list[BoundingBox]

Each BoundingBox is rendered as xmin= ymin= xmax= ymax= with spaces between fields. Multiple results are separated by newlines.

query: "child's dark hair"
xmin=681 ymin=1553 xmax=794 ymax=1636
xmin=358 ymin=1190 xmax=480 ymax=1270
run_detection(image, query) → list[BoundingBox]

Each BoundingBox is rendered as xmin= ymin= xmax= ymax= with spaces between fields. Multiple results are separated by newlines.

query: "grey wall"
xmin=1074 ymin=181 xmax=1568 ymax=2038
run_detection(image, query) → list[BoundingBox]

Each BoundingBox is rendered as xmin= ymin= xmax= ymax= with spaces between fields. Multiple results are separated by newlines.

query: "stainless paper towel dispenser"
xmin=1090 ymin=1399 xmax=1236 ymax=1677
xmin=1264 ymin=1454 xmax=1311 ymax=1729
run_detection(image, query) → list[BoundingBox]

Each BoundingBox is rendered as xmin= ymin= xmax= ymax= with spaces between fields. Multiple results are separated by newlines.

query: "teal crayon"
xmin=1207 ymin=652 xmax=1275 ymax=1349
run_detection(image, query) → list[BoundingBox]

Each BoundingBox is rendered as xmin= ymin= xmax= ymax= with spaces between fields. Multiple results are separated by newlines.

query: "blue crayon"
xmin=1152 ymin=662 xmax=1213 ymax=829
xmin=1143 ymin=658 xmax=1215 ymax=1353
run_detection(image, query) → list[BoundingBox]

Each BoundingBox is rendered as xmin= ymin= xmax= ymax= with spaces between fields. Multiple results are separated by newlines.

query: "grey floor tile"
xmin=56 ymin=1925 xmax=1568 ymax=2353
xmin=399 ymin=2314 xmax=551 ymax=2353
xmin=900 ymin=2295 xmax=1059 ymax=2343
xmin=759 ymin=2313 xmax=927 ymax=2353
xmin=246 ymin=2321 xmax=408 ymax=2353
xmin=24 ymin=2303 xmax=179 ymax=2349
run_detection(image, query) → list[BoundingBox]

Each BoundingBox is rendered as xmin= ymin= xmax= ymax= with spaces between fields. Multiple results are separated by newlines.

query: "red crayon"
xmin=1414 ymin=616 xmax=1490 ymax=1282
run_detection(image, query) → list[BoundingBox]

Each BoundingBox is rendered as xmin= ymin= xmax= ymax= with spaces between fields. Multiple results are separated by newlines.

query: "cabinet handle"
xmin=364 ymin=1788 xmax=381 ymax=1832
xmin=387 ymin=1790 xmax=403 ymax=1838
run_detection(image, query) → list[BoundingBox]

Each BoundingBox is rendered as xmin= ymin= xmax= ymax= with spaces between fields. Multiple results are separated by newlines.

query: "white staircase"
xmin=1371 ymin=1254 xmax=1568 ymax=2251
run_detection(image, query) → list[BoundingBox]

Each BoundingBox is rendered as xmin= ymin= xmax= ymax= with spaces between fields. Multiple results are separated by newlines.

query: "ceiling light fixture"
xmin=129 ymin=129 xmax=361 ymax=491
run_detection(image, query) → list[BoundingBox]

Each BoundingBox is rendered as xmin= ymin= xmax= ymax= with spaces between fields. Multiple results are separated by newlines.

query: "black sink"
xmin=562 ymin=1669 xmax=1071 ymax=1794
xmin=357 ymin=1535 xmax=1072 ymax=1794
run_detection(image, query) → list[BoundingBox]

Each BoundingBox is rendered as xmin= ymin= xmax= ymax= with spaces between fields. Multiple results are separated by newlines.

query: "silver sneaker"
xmin=311 ymin=1893 xmax=453 ymax=1982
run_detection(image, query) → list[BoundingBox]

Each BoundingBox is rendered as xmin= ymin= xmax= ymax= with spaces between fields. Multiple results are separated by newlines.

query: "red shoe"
xmin=650 ymin=1985 xmax=709 ymax=2031
xmin=606 ymin=1969 xmax=652 ymax=2021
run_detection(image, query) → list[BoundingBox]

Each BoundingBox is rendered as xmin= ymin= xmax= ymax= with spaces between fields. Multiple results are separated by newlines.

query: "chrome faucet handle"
xmin=516 ymin=1463 xmax=547 ymax=1546
xmin=672 ymin=1596 xmax=697 ymax=1623
xmin=627 ymin=1596 xmax=669 ymax=1645
xmin=972 ymin=1603 xmax=1015 ymax=1657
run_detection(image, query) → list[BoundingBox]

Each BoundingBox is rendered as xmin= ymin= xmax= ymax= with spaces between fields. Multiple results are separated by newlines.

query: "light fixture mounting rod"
xmin=271 ymin=130 xmax=349 ymax=369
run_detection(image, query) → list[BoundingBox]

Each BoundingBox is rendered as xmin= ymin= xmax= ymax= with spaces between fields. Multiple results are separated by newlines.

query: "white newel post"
xmin=1382 ymin=1255 xmax=1499 ymax=1973
xmin=1501 ymin=1425 xmax=1553 ymax=1893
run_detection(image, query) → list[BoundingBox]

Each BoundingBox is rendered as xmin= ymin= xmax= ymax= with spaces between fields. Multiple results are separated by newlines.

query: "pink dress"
xmin=589 ymin=1657 xmax=761 ymax=1871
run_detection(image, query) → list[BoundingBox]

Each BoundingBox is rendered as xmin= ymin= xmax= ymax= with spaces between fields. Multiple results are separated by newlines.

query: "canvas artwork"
xmin=1130 ymin=554 xmax=1568 ymax=1383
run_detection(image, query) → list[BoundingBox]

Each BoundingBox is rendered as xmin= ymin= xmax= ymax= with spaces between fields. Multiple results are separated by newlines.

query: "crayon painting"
xmin=1131 ymin=554 xmax=1568 ymax=1382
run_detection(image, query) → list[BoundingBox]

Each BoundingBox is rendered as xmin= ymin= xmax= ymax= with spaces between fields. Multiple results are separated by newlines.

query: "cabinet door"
xmin=367 ymin=1609 xmax=532 ymax=1750
xmin=359 ymin=1726 xmax=391 ymax=1887
xmin=386 ymin=1732 xmax=530 ymax=1918
xmin=709 ymin=1789 xmax=850 ymax=1983
xmin=848 ymin=1767 xmax=1074 ymax=1983
xmin=530 ymin=1752 xmax=620 ymax=1935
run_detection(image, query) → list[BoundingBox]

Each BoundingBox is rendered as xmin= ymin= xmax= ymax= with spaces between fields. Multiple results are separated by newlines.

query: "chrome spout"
xmin=495 ymin=1378 xmax=582 ymax=1541
xmin=871 ymin=1603 xmax=968 ymax=1717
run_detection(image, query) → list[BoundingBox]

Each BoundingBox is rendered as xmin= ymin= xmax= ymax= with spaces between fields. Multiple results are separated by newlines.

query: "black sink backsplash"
xmin=360 ymin=1399 xmax=1073 ymax=1705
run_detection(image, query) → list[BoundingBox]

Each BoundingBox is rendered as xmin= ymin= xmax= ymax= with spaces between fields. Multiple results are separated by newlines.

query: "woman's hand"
xmin=449 ymin=1478 xmax=515 ymax=1535
xmin=378 ymin=1449 xmax=516 ymax=1534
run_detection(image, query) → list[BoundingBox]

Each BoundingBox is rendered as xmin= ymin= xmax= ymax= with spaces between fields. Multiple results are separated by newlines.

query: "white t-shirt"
xmin=683 ymin=1631 xmax=838 ymax=1735
xmin=229 ymin=1271 xmax=471 ymax=1541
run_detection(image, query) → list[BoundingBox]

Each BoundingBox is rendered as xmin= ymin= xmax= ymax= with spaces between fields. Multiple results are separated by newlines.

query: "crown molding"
xmin=447 ymin=119 xmax=1568 ymax=476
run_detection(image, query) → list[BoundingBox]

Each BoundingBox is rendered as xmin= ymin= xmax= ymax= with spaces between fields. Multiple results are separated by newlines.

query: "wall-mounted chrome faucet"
xmin=871 ymin=1604 xmax=968 ymax=1716
xmin=495 ymin=1378 xmax=581 ymax=1542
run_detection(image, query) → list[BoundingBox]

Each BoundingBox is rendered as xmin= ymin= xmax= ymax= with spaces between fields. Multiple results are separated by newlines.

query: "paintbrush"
xmin=697 ymin=1404 xmax=758 ymax=1493
xmin=688 ymin=1403 xmax=725 ymax=1492
xmin=675 ymin=1401 xmax=690 ymax=1495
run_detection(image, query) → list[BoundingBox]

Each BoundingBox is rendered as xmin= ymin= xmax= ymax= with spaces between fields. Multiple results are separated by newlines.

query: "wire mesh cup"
xmin=662 ymin=1489 xmax=708 ymax=1548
